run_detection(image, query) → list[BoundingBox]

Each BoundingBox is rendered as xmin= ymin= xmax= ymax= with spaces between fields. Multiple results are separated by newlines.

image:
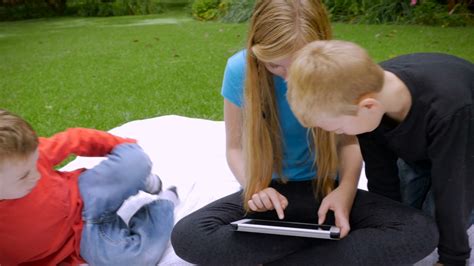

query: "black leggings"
xmin=171 ymin=180 xmax=438 ymax=266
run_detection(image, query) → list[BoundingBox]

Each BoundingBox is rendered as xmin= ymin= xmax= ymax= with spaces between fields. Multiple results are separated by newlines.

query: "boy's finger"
xmin=317 ymin=202 xmax=329 ymax=224
xmin=334 ymin=210 xmax=350 ymax=238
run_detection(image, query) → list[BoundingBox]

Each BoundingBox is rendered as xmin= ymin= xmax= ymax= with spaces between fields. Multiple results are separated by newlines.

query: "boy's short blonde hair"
xmin=0 ymin=109 xmax=38 ymax=162
xmin=287 ymin=40 xmax=384 ymax=126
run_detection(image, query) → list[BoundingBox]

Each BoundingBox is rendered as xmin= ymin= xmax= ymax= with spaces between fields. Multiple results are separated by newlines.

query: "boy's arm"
xmin=428 ymin=108 xmax=473 ymax=266
xmin=317 ymin=135 xmax=362 ymax=238
xmin=337 ymin=135 xmax=363 ymax=187
xmin=357 ymin=133 xmax=401 ymax=201
xmin=40 ymin=128 xmax=136 ymax=166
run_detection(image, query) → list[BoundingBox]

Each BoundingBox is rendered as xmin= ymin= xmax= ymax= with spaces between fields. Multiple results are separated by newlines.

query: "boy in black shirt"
xmin=287 ymin=40 xmax=473 ymax=265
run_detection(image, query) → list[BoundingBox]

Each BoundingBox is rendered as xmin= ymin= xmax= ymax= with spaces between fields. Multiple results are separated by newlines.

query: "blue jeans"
xmin=78 ymin=143 xmax=174 ymax=266
xmin=397 ymin=159 xmax=474 ymax=225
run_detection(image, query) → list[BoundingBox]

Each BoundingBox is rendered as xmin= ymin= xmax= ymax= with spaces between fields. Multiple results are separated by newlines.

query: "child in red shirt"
xmin=0 ymin=109 xmax=177 ymax=265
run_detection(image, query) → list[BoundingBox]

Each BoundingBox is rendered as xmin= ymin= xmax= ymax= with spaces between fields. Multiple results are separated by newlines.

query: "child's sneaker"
xmin=145 ymin=173 xmax=162 ymax=194
xmin=117 ymin=190 xmax=159 ymax=226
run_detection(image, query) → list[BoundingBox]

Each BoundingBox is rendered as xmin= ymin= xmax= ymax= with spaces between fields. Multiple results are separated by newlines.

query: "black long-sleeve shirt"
xmin=357 ymin=53 xmax=473 ymax=265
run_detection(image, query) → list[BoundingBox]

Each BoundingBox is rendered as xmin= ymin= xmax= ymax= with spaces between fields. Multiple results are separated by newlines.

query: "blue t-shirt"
xmin=221 ymin=50 xmax=317 ymax=181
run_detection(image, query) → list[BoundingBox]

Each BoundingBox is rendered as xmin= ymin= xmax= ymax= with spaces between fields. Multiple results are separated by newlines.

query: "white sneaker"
xmin=117 ymin=190 xmax=159 ymax=226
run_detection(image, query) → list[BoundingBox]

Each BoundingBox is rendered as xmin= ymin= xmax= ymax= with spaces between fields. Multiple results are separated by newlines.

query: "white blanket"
xmin=61 ymin=115 xmax=472 ymax=266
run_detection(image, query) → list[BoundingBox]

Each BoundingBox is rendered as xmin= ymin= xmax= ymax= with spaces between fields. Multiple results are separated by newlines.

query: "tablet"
xmin=231 ymin=218 xmax=340 ymax=240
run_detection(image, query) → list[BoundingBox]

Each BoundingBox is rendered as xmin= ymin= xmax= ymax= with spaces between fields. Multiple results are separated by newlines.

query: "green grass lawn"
xmin=1 ymin=11 xmax=473 ymax=137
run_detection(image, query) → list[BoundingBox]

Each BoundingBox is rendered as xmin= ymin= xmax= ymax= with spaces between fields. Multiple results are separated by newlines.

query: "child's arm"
xmin=39 ymin=128 xmax=136 ymax=167
xmin=336 ymin=135 xmax=363 ymax=192
xmin=224 ymin=99 xmax=246 ymax=187
xmin=317 ymin=135 xmax=362 ymax=238
xmin=428 ymin=108 xmax=473 ymax=265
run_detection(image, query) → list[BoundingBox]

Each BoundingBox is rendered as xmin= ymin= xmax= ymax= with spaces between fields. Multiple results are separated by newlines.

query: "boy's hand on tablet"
xmin=248 ymin=187 xmax=288 ymax=220
xmin=317 ymin=186 xmax=354 ymax=238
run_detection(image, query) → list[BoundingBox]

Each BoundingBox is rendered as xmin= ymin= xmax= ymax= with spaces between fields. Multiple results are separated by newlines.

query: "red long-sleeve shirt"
xmin=0 ymin=128 xmax=135 ymax=265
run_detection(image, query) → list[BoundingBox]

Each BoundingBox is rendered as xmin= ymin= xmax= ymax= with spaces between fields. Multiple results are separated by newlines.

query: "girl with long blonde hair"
xmin=171 ymin=1 xmax=437 ymax=264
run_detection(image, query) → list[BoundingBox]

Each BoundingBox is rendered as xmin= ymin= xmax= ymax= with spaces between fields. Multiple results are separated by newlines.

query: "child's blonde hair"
xmin=287 ymin=40 xmax=385 ymax=126
xmin=0 ymin=109 xmax=38 ymax=162
xmin=243 ymin=0 xmax=335 ymax=211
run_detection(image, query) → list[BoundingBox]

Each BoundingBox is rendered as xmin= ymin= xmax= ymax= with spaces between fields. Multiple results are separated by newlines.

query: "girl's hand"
xmin=317 ymin=185 xmax=355 ymax=238
xmin=248 ymin=187 xmax=289 ymax=220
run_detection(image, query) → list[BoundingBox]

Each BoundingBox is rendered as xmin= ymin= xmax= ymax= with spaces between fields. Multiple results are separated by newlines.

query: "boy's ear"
xmin=358 ymin=98 xmax=380 ymax=112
